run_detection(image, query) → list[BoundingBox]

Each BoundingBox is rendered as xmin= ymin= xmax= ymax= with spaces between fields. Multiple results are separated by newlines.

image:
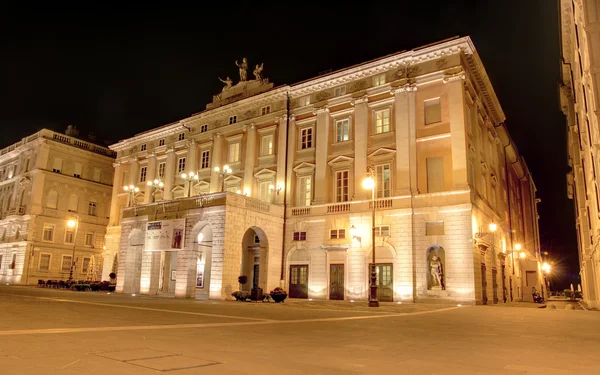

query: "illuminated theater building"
xmin=105 ymin=36 xmax=544 ymax=304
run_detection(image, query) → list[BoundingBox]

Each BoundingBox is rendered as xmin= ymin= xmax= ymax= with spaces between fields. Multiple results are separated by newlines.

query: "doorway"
xmin=481 ymin=263 xmax=487 ymax=305
xmin=329 ymin=264 xmax=344 ymax=300
xmin=492 ymin=268 xmax=498 ymax=304
xmin=370 ymin=263 xmax=393 ymax=302
xmin=501 ymin=265 xmax=507 ymax=303
xmin=289 ymin=265 xmax=308 ymax=299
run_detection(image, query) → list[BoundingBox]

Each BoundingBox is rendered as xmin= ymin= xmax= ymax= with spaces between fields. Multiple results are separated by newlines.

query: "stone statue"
xmin=430 ymin=255 xmax=445 ymax=290
xmin=235 ymin=57 xmax=248 ymax=82
xmin=218 ymin=76 xmax=233 ymax=91
xmin=253 ymin=63 xmax=264 ymax=81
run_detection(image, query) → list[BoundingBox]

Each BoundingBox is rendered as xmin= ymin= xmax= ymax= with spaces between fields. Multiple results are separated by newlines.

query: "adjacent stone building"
xmin=0 ymin=128 xmax=115 ymax=285
xmin=560 ymin=0 xmax=600 ymax=308
xmin=107 ymin=36 xmax=543 ymax=303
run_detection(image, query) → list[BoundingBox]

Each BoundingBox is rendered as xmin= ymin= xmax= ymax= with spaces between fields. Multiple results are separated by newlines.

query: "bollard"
xmin=566 ymin=304 xmax=575 ymax=310
xmin=549 ymin=304 xmax=556 ymax=309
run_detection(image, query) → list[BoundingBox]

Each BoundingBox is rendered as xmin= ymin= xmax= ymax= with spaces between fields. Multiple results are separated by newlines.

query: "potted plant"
xmin=269 ymin=287 xmax=288 ymax=303
xmin=238 ymin=275 xmax=248 ymax=285
xmin=231 ymin=291 xmax=250 ymax=301
xmin=109 ymin=272 xmax=117 ymax=284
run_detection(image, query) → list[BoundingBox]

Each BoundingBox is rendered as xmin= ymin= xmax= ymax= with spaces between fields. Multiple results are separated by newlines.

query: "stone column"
xmin=185 ymin=140 xmax=198 ymax=197
xmin=243 ymin=125 xmax=257 ymax=196
xmin=143 ymin=154 xmax=157 ymax=204
xmin=276 ymin=116 xmax=288 ymax=204
xmin=285 ymin=115 xmax=296 ymax=203
xmin=129 ymin=158 xmax=140 ymax=187
xmin=109 ymin=162 xmax=123 ymax=226
xmin=164 ymin=148 xmax=176 ymax=200
xmin=394 ymin=84 xmax=418 ymax=195
xmin=353 ymin=96 xmax=369 ymax=200
xmin=313 ymin=108 xmax=330 ymax=204
xmin=210 ymin=133 xmax=223 ymax=193
xmin=445 ymin=72 xmax=469 ymax=190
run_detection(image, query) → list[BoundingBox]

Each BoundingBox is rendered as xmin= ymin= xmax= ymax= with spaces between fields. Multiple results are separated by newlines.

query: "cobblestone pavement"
xmin=1 ymin=286 xmax=599 ymax=375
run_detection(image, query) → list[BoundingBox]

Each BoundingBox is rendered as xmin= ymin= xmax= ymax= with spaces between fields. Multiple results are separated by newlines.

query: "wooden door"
xmin=492 ymin=268 xmax=498 ymax=304
xmin=329 ymin=264 xmax=344 ymax=300
xmin=501 ymin=265 xmax=507 ymax=303
xmin=481 ymin=263 xmax=487 ymax=305
xmin=371 ymin=263 xmax=393 ymax=302
xmin=289 ymin=265 xmax=308 ymax=299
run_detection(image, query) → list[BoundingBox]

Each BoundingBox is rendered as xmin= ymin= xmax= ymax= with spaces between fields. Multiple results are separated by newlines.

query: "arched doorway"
xmin=426 ymin=245 xmax=446 ymax=291
xmin=366 ymin=243 xmax=396 ymax=302
xmin=192 ymin=222 xmax=213 ymax=299
xmin=118 ymin=228 xmax=144 ymax=294
xmin=287 ymin=247 xmax=310 ymax=299
xmin=240 ymin=227 xmax=268 ymax=294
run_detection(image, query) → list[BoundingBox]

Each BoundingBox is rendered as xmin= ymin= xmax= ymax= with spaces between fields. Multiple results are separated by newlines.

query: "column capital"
xmin=242 ymin=123 xmax=256 ymax=132
xmin=212 ymin=132 xmax=222 ymax=140
xmin=351 ymin=95 xmax=369 ymax=106
xmin=392 ymin=83 xmax=417 ymax=94
xmin=443 ymin=70 xmax=466 ymax=83
xmin=113 ymin=161 xmax=122 ymax=168
xmin=166 ymin=146 xmax=175 ymax=153
xmin=186 ymin=139 xmax=197 ymax=146
xmin=313 ymin=107 xmax=329 ymax=115
xmin=131 ymin=157 xmax=139 ymax=163
xmin=289 ymin=114 xmax=296 ymax=122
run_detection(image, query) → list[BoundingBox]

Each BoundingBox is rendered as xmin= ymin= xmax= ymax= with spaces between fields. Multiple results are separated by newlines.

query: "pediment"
xmin=367 ymin=147 xmax=396 ymax=161
xmin=171 ymin=185 xmax=185 ymax=193
xmin=293 ymin=162 xmax=316 ymax=174
xmin=224 ymin=175 xmax=243 ymax=183
xmin=254 ymin=168 xmax=276 ymax=179
xmin=328 ymin=155 xmax=354 ymax=167
xmin=193 ymin=180 xmax=210 ymax=189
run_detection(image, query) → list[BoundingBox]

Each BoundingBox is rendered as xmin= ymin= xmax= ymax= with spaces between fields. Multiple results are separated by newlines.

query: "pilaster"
xmin=210 ymin=133 xmax=223 ymax=193
xmin=353 ymin=96 xmax=369 ymax=200
xmin=109 ymin=162 xmax=123 ymax=226
xmin=243 ymin=125 xmax=256 ymax=196
xmin=144 ymin=154 xmax=157 ymax=204
xmin=313 ymin=107 xmax=330 ymax=204
xmin=164 ymin=148 xmax=176 ymax=200
xmin=393 ymin=84 xmax=418 ymax=195
xmin=445 ymin=73 xmax=469 ymax=190
xmin=276 ymin=116 xmax=288 ymax=204
xmin=285 ymin=115 xmax=296 ymax=203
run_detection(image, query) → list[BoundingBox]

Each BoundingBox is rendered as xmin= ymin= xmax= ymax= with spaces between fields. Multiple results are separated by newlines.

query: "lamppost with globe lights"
xmin=147 ymin=179 xmax=164 ymax=202
xmin=362 ymin=166 xmax=379 ymax=308
xmin=66 ymin=217 xmax=79 ymax=282
xmin=123 ymin=184 xmax=140 ymax=207
xmin=214 ymin=165 xmax=232 ymax=192
xmin=181 ymin=172 xmax=199 ymax=197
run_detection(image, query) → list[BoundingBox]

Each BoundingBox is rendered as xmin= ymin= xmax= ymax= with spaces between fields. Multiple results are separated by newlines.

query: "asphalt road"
xmin=0 ymin=286 xmax=598 ymax=374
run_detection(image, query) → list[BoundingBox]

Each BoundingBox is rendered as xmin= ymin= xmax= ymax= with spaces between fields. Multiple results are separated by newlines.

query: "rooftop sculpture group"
xmin=217 ymin=57 xmax=265 ymax=94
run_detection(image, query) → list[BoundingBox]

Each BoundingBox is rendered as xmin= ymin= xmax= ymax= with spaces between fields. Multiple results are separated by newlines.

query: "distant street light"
xmin=214 ymin=165 xmax=232 ymax=192
xmin=123 ymin=184 xmax=139 ymax=207
xmin=67 ymin=217 xmax=79 ymax=282
xmin=181 ymin=172 xmax=199 ymax=197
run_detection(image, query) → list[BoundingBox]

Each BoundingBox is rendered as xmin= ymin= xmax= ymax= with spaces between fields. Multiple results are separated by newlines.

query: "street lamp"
xmin=147 ymin=179 xmax=164 ymax=202
xmin=214 ymin=165 xmax=232 ymax=192
xmin=67 ymin=217 xmax=79 ymax=282
xmin=181 ymin=172 xmax=199 ymax=197
xmin=362 ymin=167 xmax=378 ymax=308
xmin=123 ymin=184 xmax=139 ymax=207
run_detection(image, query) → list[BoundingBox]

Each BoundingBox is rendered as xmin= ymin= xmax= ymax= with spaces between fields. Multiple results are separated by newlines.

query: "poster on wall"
xmin=145 ymin=219 xmax=186 ymax=251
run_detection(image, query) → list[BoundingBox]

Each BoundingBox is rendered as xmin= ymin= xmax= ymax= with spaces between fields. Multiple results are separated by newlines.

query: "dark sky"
xmin=0 ymin=1 xmax=577 ymax=288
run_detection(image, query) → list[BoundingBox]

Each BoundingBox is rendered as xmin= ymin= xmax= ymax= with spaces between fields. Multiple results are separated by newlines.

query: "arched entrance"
xmin=191 ymin=222 xmax=213 ymax=299
xmin=118 ymin=228 xmax=144 ymax=294
xmin=240 ymin=227 xmax=268 ymax=294
xmin=366 ymin=243 xmax=396 ymax=302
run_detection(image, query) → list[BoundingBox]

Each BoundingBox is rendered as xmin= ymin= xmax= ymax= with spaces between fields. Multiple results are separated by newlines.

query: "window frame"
xmin=85 ymin=232 xmax=94 ymax=247
xmin=140 ymin=144 xmax=147 ymax=152
xmin=229 ymin=115 xmax=237 ymax=125
xmin=88 ymin=200 xmax=97 ymax=217
xmin=177 ymin=157 xmax=186 ymax=174
xmin=42 ymin=224 xmax=55 ymax=242
xmin=424 ymin=97 xmax=442 ymax=125
xmin=375 ymin=164 xmax=391 ymax=198
xmin=261 ymin=106 xmax=271 ymax=116
xmin=300 ymin=127 xmax=313 ymax=150
xmin=374 ymin=108 xmax=391 ymax=134
xmin=201 ymin=150 xmax=211 ymax=169
xmin=375 ymin=225 xmax=390 ymax=237
xmin=228 ymin=142 xmax=241 ymax=163
xmin=64 ymin=228 xmax=75 ymax=244
xmin=335 ymin=118 xmax=350 ymax=143
xmin=159 ymin=139 xmax=165 ymax=146
xmin=140 ymin=166 xmax=147 ymax=182
xmin=178 ymin=133 xmax=185 ymax=141
xmin=82 ymin=257 xmax=91 ymax=274
xmin=373 ymin=74 xmax=386 ymax=87
xmin=200 ymin=124 xmax=208 ymax=133
xmin=158 ymin=162 xmax=166 ymax=178
xmin=260 ymin=134 xmax=274 ymax=156
xmin=61 ymin=255 xmax=72 ymax=273
xmin=293 ymin=231 xmax=307 ymax=241
xmin=39 ymin=253 xmax=51 ymax=271
xmin=297 ymin=175 xmax=312 ymax=207
xmin=330 ymin=229 xmax=346 ymax=239
xmin=334 ymin=86 xmax=346 ymax=97
xmin=335 ymin=170 xmax=350 ymax=202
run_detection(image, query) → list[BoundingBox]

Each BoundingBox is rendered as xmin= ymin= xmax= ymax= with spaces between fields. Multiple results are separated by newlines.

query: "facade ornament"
xmin=313 ymin=107 xmax=330 ymax=115
xmin=235 ymin=57 xmax=248 ymax=82
xmin=218 ymin=77 xmax=233 ymax=92
xmin=443 ymin=69 xmax=466 ymax=83
xmin=242 ymin=123 xmax=256 ymax=132
xmin=253 ymin=63 xmax=264 ymax=81
xmin=212 ymin=132 xmax=222 ymax=140
xmin=392 ymin=82 xmax=417 ymax=95
xmin=289 ymin=114 xmax=296 ymax=122
xmin=351 ymin=95 xmax=369 ymax=106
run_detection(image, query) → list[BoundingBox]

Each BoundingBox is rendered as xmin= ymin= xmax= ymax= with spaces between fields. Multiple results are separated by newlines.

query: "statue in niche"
xmin=253 ymin=63 xmax=264 ymax=81
xmin=430 ymin=255 xmax=445 ymax=290
xmin=235 ymin=57 xmax=248 ymax=82
xmin=218 ymin=76 xmax=233 ymax=92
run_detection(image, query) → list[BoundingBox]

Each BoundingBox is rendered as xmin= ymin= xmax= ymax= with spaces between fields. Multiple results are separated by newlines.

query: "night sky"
xmin=0 ymin=2 xmax=577 ymax=288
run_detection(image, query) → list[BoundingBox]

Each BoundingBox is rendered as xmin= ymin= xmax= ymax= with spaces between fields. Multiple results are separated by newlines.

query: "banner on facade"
xmin=145 ymin=219 xmax=186 ymax=251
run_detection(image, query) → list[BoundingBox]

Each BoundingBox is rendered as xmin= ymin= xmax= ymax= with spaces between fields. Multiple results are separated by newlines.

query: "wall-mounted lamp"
xmin=269 ymin=183 xmax=283 ymax=195
xmin=350 ymin=225 xmax=361 ymax=243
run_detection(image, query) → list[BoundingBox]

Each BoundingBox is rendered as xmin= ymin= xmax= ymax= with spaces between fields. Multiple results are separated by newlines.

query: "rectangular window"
xmin=85 ymin=232 xmax=94 ymax=246
xmin=65 ymin=229 xmax=75 ymax=244
xmin=178 ymin=133 xmax=185 ymax=141
xmin=426 ymin=157 xmax=444 ymax=193
xmin=334 ymin=86 xmax=346 ymax=97
xmin=298 ymin=175 xmax=312 ymax=206
xmin=140 ymin=166 xmax=147 ymax=182
xmin=293 ymin=231 xmax=307 ymax=241
xmin=201 ymin=151 xmax=210 ymax=169
xmin=375 ymin=225 xmax=390 ymax=237
xmin=229 ymin=143 xmax=240 ymax=163
xmin=61 ymin=256 xmax=72 ymax=272
xmin=258 ymin=181 xmax=271 ymax=202
xmin=261 ymin=106 xmax=271 ymax=116
xmin=336 ymin=119 xmax=349 ymax=142
xmin=424 ymin=97 xmax=442 ymax=125
xmin=43 ymin=224 xmax=55 ymax=242
xmin=177 ymin=157 xmax=186 ymax=173
xmin=53 ymin=158 xmax=63 ymax=173
xmin=93 ymin=168 xmax=101 ymax=182
xmin=373 ymin=74 xmax=386 ymax=86
xmin=301 ymin=128 xmax=313 ymax=149
xmin=82 ymin=257 xmax=91 ymax=273
xmin=330 ymin=229 xmax=346 ymax=239
xmin=376 ymin=164 xmax=391 ymax=198
xmin=88 ymin=201 xmax=97 ymax=216
xmin=201 ymin=124 xmax=208 ymax=133
xmin=229 ymin=116 xmax=237 ymax=125
xmin=9 ymin=253 xmax=16 ymax=269
xmin=39 ymin=254 xmax=50 ymax=271
xmin=159 ymin=139 xmax=165 ymax=146
xmin=74 ymin=162 xmax=83 ymax=178
xmin=158 ymin=162 xmax=166 ymax=178
xmin=140 ymin=144 xmax=147 ymax=151
xmin=375 ymin=109 xmax=390 ymax=134
xmin=261 ymin=134 xmax=274 ymax=156
xmin=335 ymin=170 xmax=349 ymax=202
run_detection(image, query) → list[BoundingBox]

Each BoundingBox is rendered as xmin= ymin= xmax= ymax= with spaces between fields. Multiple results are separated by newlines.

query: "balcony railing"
xmin=291 ymin=207 xmax=311 ymax=216
xmin=326 ymin=202 xmax=351 ymax=213
xmin=370 ymin=198 xmax=393 ymax=209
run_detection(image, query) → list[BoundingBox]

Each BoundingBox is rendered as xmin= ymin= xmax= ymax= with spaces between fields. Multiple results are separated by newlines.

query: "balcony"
xmin=6 ymin=206 xmax=25 ymax=216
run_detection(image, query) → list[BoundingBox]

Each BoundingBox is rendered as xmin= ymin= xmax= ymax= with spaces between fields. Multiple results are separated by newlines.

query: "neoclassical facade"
xmin=0 ymin=128 xmax=114 ymax=284
xmin=107 ymin=36 xmax=543 ymax=303
xmin=561 ymin=0 xmax=600 ymax=308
